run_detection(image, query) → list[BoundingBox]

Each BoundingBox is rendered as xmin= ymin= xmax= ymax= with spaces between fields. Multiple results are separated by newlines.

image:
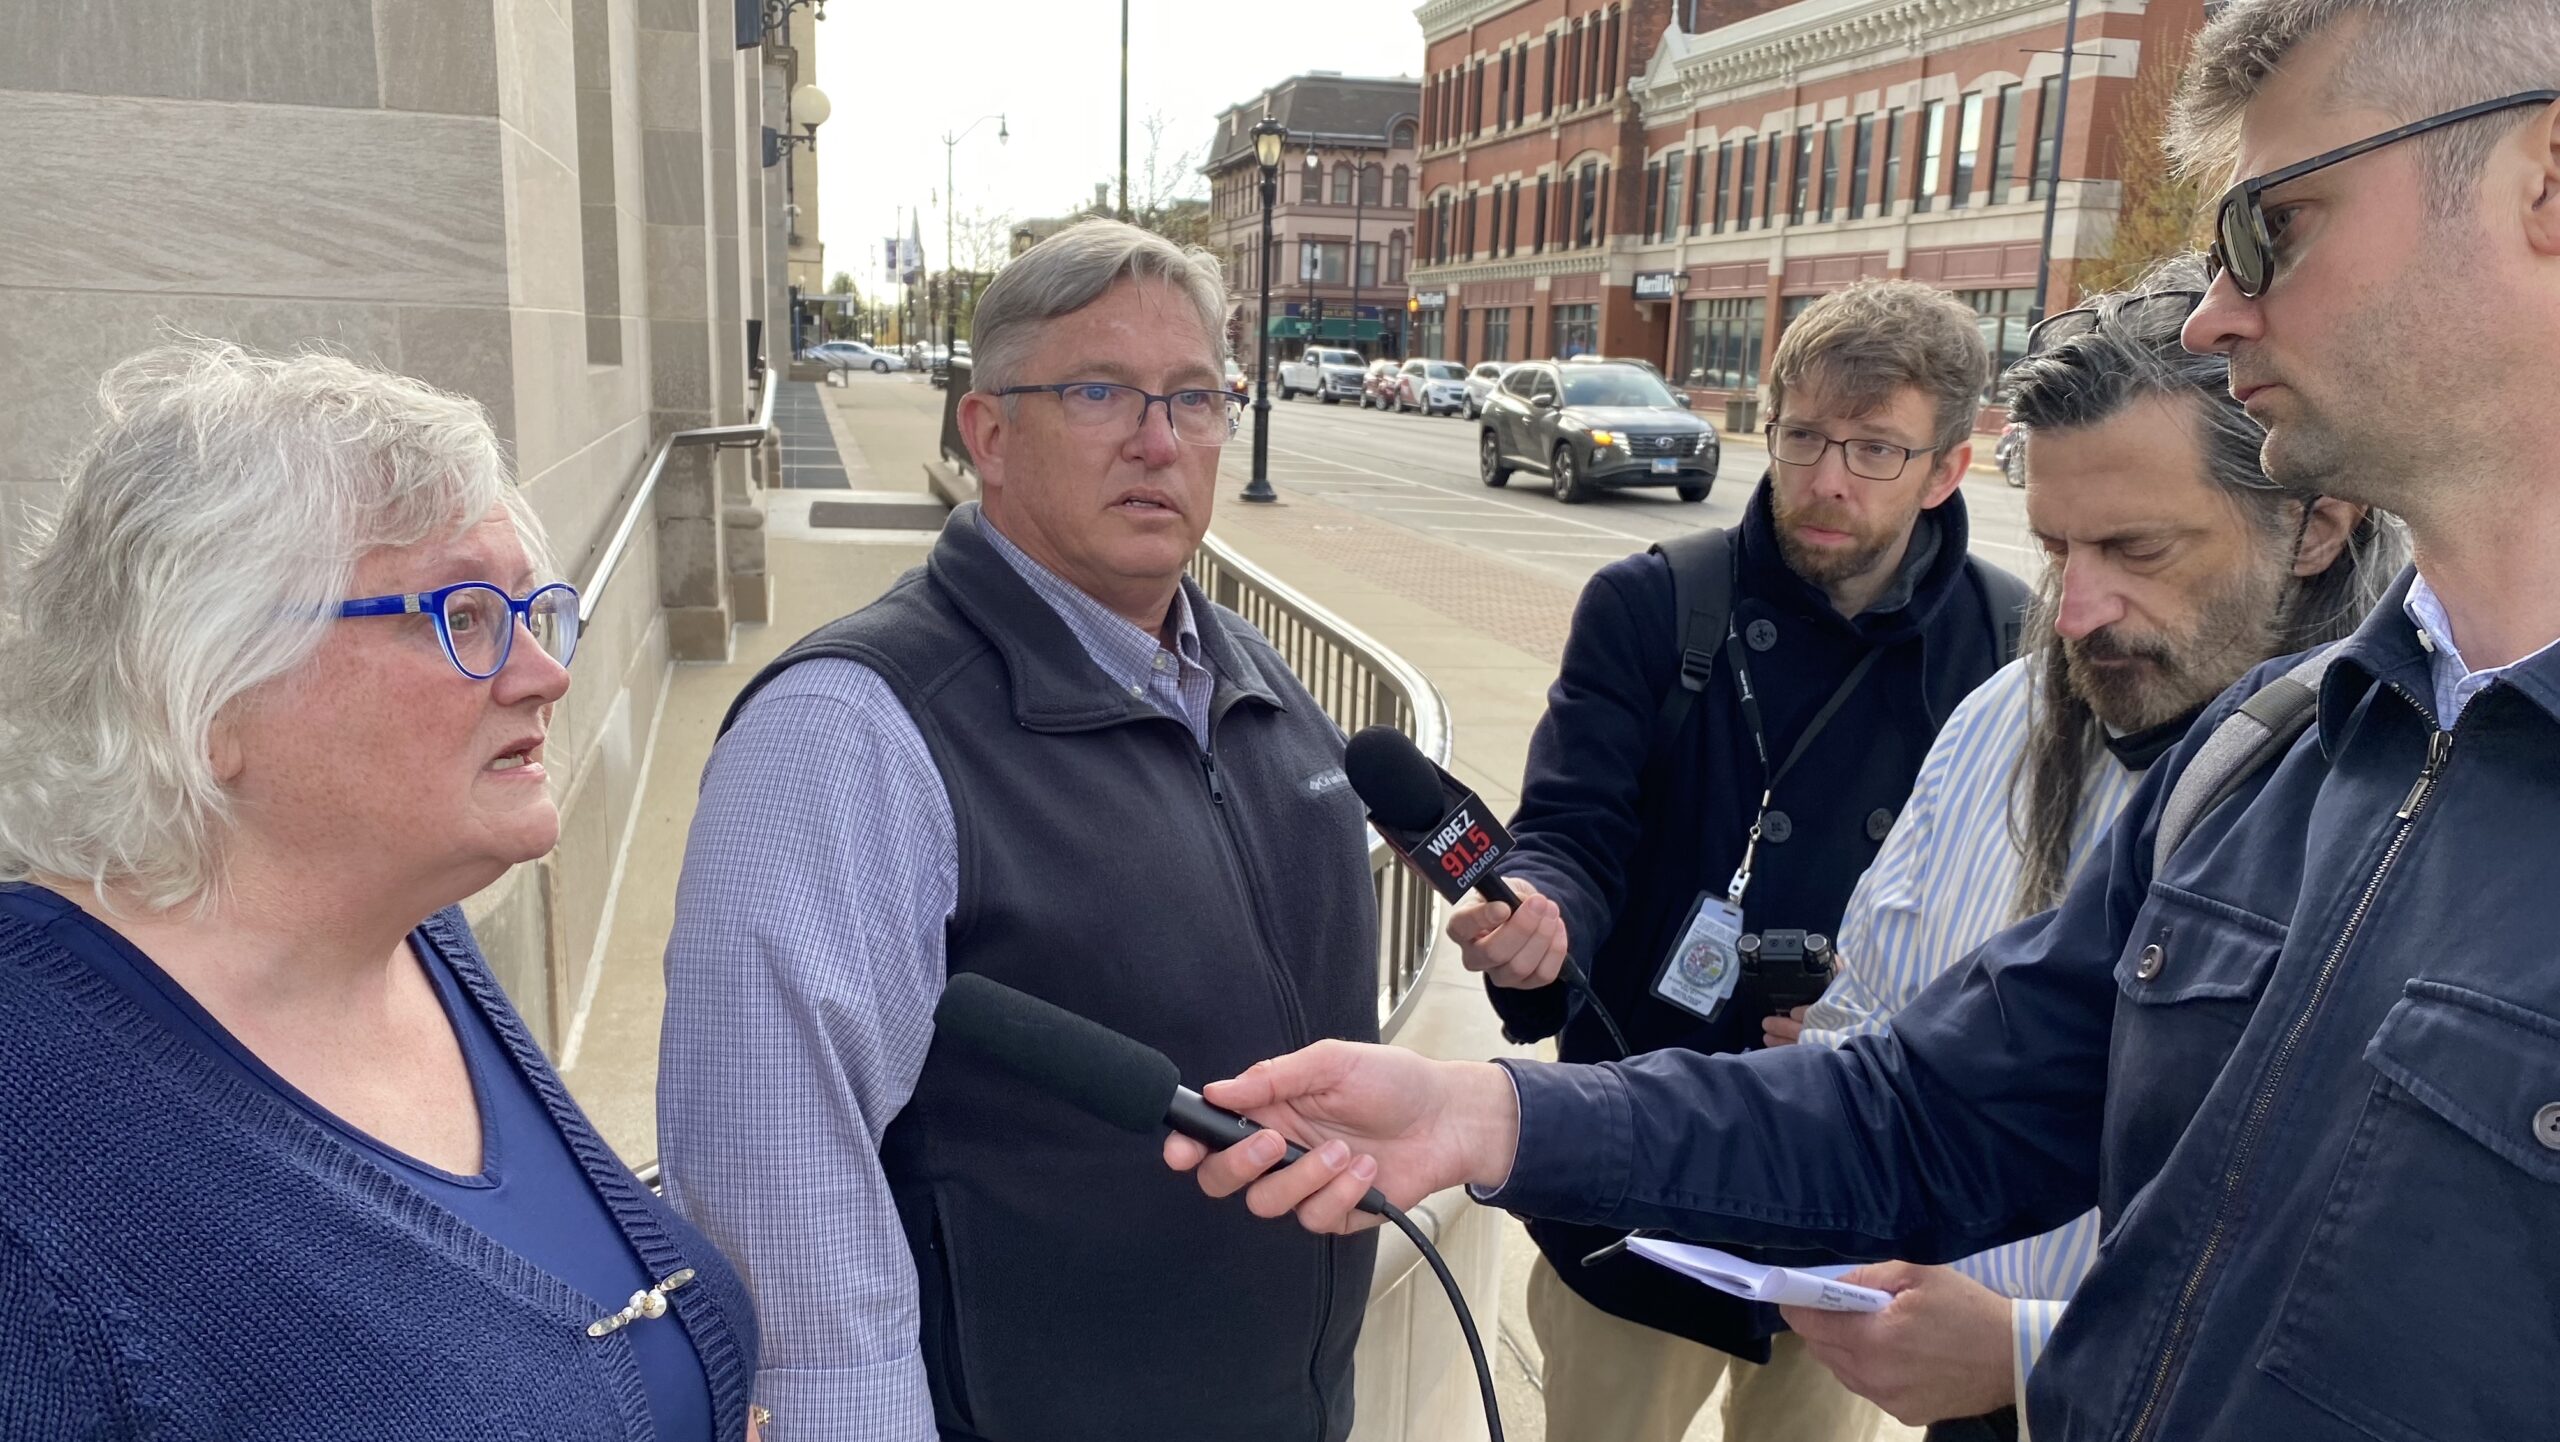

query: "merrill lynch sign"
xmin=1634 ymin=271 xmax=1690 ymax=301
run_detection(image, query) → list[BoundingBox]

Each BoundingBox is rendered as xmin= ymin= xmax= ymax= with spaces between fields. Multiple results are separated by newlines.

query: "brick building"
xmin=1411 ymin=0 xmax=2213 ymax=421
xmin=1204 ymin=74 xmax=1423 ymax=374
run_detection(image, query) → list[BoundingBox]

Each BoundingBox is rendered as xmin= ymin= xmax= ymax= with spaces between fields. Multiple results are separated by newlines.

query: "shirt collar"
xmin=979 ymin=514 xmax=1209 ymax=694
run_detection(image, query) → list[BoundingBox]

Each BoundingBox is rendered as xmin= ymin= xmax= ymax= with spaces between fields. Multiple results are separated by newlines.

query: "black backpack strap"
xmin=1968 ymin=557 xmax=2034 ymax=665
xmin=1648 ymin=528 xmax=1740 ymax=751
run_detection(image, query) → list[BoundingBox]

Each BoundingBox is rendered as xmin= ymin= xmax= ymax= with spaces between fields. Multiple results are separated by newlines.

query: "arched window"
xmin=1330 ymin=163 xmax=1353 ymax=206
xmin=1298 ymin=162 xmax=1321 ymax=204
xmin=1392 ymin=121 xmax=1416 ymax=150
xmin=1391 ymin=165 xmax=1411 ymax=208
xmin=1359 ymin=163 xmax=1383 ymax=206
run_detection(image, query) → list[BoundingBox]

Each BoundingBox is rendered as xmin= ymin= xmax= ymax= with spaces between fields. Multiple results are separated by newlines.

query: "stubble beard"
xmin=2067 ymin=553 xmax=2291 ymax=733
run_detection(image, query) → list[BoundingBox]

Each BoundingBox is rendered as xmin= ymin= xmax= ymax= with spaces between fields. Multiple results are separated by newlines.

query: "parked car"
xmin=1462 ymin=361 xmax=1511 ymax=419
xmin=1396 ymin=359 xmax=1471 ymax=416
xmin=804 ymin=340 xmax=906 ymax=373
xmin=1278 ymin=346 xmax=1367 ymax=403
xmin=1360 ymin=359 xmax=1403 ymax=410
xmin=1995 ymin=421 xmax=2027 ymax=487
xmin=1478 ymin=360 xmax=1719 ymax=504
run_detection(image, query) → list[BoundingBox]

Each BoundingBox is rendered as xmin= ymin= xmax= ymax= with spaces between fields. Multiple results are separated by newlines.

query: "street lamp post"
xmin=2029 ymin=0 xmax=2085 ymax=327
xmin=1241 ymin=116 xmax=1287 ymax=505
xmin=942 ymin=113 xmax=1009 ymax=380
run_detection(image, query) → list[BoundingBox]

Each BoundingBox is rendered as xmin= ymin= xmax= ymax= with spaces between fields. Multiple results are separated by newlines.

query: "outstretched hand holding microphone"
xmin=1340 ymin=727 xmax=1628 ymax=1057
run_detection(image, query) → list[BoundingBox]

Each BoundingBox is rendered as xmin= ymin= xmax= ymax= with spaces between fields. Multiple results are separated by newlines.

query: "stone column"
xmin=638 ymin=0 xmax=729 ymax=659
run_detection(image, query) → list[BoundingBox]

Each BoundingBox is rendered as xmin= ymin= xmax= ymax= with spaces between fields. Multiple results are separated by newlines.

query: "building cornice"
xmin=1636 ymin=0 xmax=2122 ymax=120
xmin=1415 ymin=0 xmax=1537 ymax=44
xmin=1415 ymin=252 xmax=1607 ymax=285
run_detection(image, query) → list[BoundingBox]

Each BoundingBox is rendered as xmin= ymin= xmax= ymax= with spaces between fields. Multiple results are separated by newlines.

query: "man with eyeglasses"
xmin=658 ymin=220 xmax=1379 ymax=1442
xmin=1162 ymin=6 xmax=2560 ymax=1439
xmin=1442 ymin=279 xmax=2030 ymax=1442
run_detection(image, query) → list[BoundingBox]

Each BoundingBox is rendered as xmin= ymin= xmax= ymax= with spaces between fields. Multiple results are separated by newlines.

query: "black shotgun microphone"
xmin=929 ymin=973 xmax=1506 ymax=1441
xmin=931 ymin=972 xmax=1389 ymax=1215
xmin=1343 ymin=726 xmax=1630 ymax=1058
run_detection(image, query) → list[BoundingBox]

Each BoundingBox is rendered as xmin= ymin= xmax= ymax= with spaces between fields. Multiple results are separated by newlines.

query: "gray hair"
xmin=0 ymin=341 xmax=549 ymax=912
xmin=969 ymin=219 xmax=1229 ymax=396
xmin=1997 ymin=257 xmax=2407 ymax=915
xmin=2172 ymin=0 xmax=2560 ymax=209
xmin=2001 ymin=254 xmax=2405 ymax=648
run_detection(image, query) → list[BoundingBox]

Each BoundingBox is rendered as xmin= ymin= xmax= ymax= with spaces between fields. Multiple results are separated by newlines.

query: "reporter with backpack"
xmin=1444 ymin=280 xmax=2030 ymax=1442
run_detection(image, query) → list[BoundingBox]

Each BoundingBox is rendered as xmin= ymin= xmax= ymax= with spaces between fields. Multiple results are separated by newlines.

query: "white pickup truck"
xmin=1278 ymin=346 xmax=1368 ymax=404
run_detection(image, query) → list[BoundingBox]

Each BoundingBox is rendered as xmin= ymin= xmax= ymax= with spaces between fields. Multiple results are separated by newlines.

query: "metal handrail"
xmin=1188 ymin=533 xmax=1453 ymax=1042
xmin=577 ymin=369 xmax=778 ymax=624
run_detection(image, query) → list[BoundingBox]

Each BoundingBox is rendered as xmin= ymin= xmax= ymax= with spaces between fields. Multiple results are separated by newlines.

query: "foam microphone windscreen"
xmin=1344 ymin=725 xmax=1448 ymax=831
xmin=933 ymin=973 xmax=1181 ymax=1134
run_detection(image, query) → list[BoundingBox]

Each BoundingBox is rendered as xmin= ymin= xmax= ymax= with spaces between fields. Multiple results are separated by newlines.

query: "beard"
xmin=1772 ymin=490 xmax=1910 ymax=591
xmin=2066 ymin=554 xmax=2291 ymax=733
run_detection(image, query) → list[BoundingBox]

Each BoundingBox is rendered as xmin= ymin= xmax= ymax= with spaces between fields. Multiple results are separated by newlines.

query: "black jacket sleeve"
xmin=1487 ymin=554 xmax=1679 ymax=1042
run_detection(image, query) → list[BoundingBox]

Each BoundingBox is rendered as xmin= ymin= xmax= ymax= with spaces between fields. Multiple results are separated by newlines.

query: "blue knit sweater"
xmin=0 ymin=898 xmax=758 ymax=1439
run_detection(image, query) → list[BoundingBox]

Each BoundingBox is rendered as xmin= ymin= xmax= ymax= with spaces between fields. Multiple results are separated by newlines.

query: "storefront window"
xmin=1550 ymin=304 xmax=1598 ymax=359
xmin=1676 ymin=297 xmax=1767 ymax=392
xmin=1960 ymin=286 xmax=2039 ymax=397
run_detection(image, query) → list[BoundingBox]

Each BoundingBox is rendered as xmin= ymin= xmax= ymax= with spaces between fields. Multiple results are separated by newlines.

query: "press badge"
xmin=1653 ymin=891 xmax=1745 ymax=1022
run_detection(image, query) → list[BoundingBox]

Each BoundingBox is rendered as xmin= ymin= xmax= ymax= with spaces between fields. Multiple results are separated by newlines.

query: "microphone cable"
xmin=1378 ymin=1201 xmax=1504 ymax=1442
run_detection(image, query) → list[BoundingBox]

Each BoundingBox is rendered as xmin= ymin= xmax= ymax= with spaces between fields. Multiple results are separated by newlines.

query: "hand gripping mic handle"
xmin=1164 ymin=1088 xmax=1390 ymax=1217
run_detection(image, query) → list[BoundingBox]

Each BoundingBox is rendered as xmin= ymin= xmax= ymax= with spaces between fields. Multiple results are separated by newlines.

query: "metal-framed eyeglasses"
xmin=2026 ymin=289 xmax=2207 ymax=356
xmin=336 ymin=580 xmax=581 ymax=680
xmin=2209 ymin=89 xmax=2560 ymax=298
xmin=1764 ymin=421 xmax=1941 ymax=482
xmin=993 ymin=381 xmax=1247 ymax=446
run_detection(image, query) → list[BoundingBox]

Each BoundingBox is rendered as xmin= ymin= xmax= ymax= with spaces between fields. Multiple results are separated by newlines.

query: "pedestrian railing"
xmin=1188 ymin=537 xmax=1453 ymax=1042
xmin=577 ymin=370 xmax=777 ymax=624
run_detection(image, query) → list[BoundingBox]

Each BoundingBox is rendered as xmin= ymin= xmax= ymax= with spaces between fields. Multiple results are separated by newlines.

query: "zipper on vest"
xmin=2125 ymin=691 xmax=2449 ymax=1442
xmin=1194 ymin=742 xmax=1331 ymax=1439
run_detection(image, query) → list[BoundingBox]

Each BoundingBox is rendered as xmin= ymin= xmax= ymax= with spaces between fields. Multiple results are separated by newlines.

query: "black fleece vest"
xmin=720 ymin=505 xmax=1379 ymax=1441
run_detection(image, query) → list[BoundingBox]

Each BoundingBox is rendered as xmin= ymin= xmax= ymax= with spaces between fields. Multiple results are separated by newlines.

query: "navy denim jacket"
xmin=1489 ymin=569 xmax=2560 ymax=1442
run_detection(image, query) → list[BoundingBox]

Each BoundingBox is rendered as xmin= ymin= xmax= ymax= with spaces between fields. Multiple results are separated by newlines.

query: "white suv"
xmin=1461 ymin=361 xmax=1512 ymax=420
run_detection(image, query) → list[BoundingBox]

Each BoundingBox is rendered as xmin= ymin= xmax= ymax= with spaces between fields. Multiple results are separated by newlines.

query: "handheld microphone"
xmin=929 ymin=973 xmax=1506 ymax=1441
xmin=1343 ymin=727 xmax=1630 ymax=1059
xmin=931 ymin=972 xmax=1389 ymax=1215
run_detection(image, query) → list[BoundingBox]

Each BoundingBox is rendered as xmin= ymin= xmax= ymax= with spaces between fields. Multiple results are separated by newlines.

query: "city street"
xmin=1219 ymin=390 xmax=2040 ymax=591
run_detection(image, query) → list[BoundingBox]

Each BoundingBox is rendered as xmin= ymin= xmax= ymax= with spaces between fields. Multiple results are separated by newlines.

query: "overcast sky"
xmin=811 ymin=1 xmax=1423 ymax=290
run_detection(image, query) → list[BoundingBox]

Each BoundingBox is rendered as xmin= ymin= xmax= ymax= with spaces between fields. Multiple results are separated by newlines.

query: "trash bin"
xmin=1723 ymin=394 xmax=1760 ymax=434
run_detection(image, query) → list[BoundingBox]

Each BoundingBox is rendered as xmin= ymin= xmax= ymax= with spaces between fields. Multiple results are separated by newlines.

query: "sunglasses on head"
xmin=2207 ymin=90 xmax=2560 ymax=299
xmin=2026 ymin=290 xmax=2207 ymax=356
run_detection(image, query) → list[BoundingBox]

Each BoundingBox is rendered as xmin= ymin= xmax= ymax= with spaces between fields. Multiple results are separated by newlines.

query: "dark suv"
xmin=1479 ymin=361 xmax=1719 ymax=503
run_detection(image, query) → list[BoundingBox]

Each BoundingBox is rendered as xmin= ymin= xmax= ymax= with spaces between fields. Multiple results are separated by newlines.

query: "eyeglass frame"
xmin=2026 ymin=289 xmax=2208 ymax=357
xmin=2208 ymin=89 xmax=2560 ymax=298
xmin=1763 ymin=419 xmax=1944 ymax=483
xmin=991 ymin=381 xmax=1248 ymax=445
xmin=336 ymin=579 xmax=582 ymax=680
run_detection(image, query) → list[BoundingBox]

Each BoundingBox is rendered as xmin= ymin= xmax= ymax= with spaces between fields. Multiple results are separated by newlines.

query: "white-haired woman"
xmin=0 ymin=344 xmax=757 ymax=1439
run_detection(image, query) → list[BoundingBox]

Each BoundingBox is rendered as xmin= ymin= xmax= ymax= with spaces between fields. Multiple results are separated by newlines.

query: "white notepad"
xmin=1624 ymin=1238 xmax=1893 ymax=1313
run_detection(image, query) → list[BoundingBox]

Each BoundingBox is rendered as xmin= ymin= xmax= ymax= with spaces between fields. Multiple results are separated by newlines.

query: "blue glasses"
xmin=337 ymin=581 xmax=581 ymax=680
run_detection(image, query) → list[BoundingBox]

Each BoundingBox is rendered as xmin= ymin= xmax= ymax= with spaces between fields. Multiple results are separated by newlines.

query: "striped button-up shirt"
xmin=657 ymin=520 xmax=1216 ymax=1442
xmin=1800 ymin=655 xmax=2141 ymax=1430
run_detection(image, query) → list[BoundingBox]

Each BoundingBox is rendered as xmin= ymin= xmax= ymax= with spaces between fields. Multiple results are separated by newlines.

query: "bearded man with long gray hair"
xmin=1760 ymin=262 xmax=2402 ymax=1440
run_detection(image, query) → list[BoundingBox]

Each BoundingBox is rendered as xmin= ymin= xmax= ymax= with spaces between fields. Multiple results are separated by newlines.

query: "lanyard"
xmin=1723 ymin=629 xmax=1886 ymax=906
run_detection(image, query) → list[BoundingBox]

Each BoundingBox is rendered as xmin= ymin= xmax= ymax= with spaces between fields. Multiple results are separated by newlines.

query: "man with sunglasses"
xmin=658 ymin=220 xmax=1381 ymax=1442
xmin=1167 ymin=5 xmax=2560 ymax=1440
xmin=1759 ymin=268 xmax=2396 ymax=1441
xmin=1444 ymin=279 xmax=2029 ymax=1442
